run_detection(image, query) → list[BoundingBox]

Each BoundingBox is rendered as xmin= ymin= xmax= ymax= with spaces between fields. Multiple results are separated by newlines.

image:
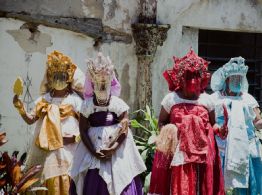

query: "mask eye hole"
xmin=53 ymin=73 xmax=68 ymax=82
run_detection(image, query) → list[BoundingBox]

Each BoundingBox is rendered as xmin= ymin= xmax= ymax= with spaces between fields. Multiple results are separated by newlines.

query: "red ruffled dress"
xmin=149 ymin=92 xmax=225 ymax=195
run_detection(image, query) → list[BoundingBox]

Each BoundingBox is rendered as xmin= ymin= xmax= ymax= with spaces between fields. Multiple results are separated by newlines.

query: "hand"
xmin=63 ymin=136 xmax=75 ymax=145
xmin=220 ymin=104 xmax=229 ymax=139
xmin=219 ymin=126 xmax=228 ymax=139
xmin=222 ymin=104 xmax=228 ymax=127
xmin=13 ymin=95 xmax=22 ymax=107
xmin=100 ymin=146 xmax=117 ymax=159
xmin=93 ymin=150 xmax=107 ymax=160
xmin=13 ymin=95 xmax=26 ymax=115
xmin=213 ymin=124 xmax=228 ymax=139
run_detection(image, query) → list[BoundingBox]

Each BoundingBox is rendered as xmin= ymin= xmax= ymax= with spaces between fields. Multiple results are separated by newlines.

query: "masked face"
xmin=50 ymin=72 xmax=69 ymax=90
xmin=92 ymin=73 xmax=112 ymax=105
xmin=183 ymin=71 xmax=201 ymax=97
xmin=228 ymin=75 xmax=242 ymax=93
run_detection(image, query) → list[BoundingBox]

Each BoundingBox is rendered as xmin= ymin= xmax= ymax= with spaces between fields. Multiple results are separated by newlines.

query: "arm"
xmin=13 ymin=95 xmax=38 ymax=125
xmin=253 ymin=107 xmax=262 ymax=129
xmin=79 ymin=114 xmax=97 ymax=154
xmin=158 ymin=106 xmax=170 ymax=129
xmin=209 ymin=107 xmax=228 ymax=139
xmin=111 ymin=111 xmax=129 ymax=148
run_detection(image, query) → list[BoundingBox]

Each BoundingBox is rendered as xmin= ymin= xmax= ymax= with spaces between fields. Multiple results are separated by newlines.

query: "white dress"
xmin=211 ymin=91 xmax=262 ymax=190
xmin=70 ymin=96 xmax=146 ymax=195
xmin=25 ymin=92 xmax=83 ymax=181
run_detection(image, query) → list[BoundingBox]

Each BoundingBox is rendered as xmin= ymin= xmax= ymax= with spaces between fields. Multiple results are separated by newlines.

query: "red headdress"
xmin=163 ymin=49 xmax=210 ymax=92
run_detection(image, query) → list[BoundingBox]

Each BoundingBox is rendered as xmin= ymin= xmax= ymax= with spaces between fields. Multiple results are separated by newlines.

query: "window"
xmin=198 ymin=29 xmax=262 ymax=107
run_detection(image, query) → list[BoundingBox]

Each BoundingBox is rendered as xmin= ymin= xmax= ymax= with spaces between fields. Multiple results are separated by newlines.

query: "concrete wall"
xmin=1 ymin=0 xmax=262 ymax=152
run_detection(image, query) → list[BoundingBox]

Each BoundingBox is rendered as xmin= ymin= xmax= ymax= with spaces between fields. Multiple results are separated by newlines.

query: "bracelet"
xmin=74 ymin=135 xmax=81 ymax=143
xmin=16 ymin=105 xmax=26 ymax=116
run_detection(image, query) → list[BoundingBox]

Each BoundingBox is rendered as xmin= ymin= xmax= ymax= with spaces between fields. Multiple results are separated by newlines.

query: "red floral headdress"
xmin=163 ymin=49 xmax=210 ymax=92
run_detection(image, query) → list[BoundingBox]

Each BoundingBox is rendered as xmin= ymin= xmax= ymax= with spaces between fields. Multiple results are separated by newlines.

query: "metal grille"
xmin=198 ymin=30 xmax=262 ymax=107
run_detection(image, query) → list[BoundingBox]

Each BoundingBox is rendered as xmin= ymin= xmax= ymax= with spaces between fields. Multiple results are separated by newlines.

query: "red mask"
xmin=184 ymin=72 xmax=201 ymax=97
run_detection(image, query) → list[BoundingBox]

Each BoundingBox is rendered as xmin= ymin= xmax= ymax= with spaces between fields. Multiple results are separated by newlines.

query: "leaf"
xmin=0 ymin=162 xmax=6 ymax=170
xmin=130 ymin=120 xmax=141 ymax=128
xmin=17 ymin=178 xmax=39 ymax=193
xmin=29 ymin=187 xmax=48 ymax=191
xmin=153 ymin=118 xmax=159 ymax=130
xmin=12 ymin=151 xmax=19 ymax=159
xmin=131 ymin=120 xmax=151 ymax=134
xmin=141 ymin=149 xmax=148 ymax=162
xmin=2 ymin=152 xmax=11 ymax=170
xmin=19 ymin=153 xmax=27 ymax=166
xmin=131 ymin=109 xmax=144 ymax=115
xmin=134 ymin=140 xmax=146 ymax=146
xmin=148 ymin=134 xmax=157 ymax=145
xmin=11 ymin=164 xmax=22 ymax=185
xmin=143 ymin=172 xmax=151 ymax=194
xmin=16 ymin=165 xmax=42 ymax=191
xmin=0 ymin=178 xmax=6 ymax=187
xmin=13 ymin=77 xmax=24 ymax=96
xmin=0 ymin=132 xmax=7 ymax=147
xmin=133 ymin=135 xmax=147 ymax=142
xmin=146 ymin=105 xmax=151 ymax=118
xmin=136 ymin=145 xmax=146 ymax=151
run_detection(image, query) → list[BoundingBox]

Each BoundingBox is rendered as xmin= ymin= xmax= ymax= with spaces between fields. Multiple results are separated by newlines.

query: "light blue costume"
xmin=211 ymin=57 xmax=262 ymax=195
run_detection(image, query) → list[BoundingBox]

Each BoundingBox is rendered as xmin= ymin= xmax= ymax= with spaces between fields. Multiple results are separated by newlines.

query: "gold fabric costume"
xmin=37 ymin=174 xmax=70 ymax=195
xmin=34 ymin=98 xmax=79 ymax=151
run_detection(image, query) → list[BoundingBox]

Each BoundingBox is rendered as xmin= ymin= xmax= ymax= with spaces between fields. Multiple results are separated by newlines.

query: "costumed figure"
xmin=69 ymin=52 xmax=146 ymax=195
xmin=13 ymin=50 xmax=85 ymax=194
xmin=149 ymin=49 xmax=226 ymax=195
xmin=211 ymin=57 xmax=262 ymax=195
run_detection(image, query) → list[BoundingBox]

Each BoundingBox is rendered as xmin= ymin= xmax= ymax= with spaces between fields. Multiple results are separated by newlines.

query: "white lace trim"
xmin=81 ymin=96 xmax=129 ymax=118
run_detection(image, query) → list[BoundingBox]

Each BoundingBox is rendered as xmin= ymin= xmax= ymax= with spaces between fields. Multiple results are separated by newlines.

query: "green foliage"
xmin=130 ymin=105 xmax=159 ymax=193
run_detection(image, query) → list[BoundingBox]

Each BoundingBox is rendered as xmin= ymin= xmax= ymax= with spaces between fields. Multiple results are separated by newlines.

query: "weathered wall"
xmin=1 ymin=0 xmax=262 ymax=152
xmin=0 ymin=17 xmax=138 ymax=152
xmin=0 ymin=0 xmax=139 ymax=33
xmin=152 ymin=0 xmax=262 ymax=114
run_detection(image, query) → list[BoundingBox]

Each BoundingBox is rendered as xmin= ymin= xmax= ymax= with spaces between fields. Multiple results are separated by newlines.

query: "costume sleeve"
xmin=30 ymin=96 xmax=44 ymax=116
xmin=109 ymin=96 xmax=129 ymax=117
xmin=161 ymin=93 xmax=175 ymax=113
xmin=200 ymin=93 xmax=216 ymax=112
xmin=80 ymin=98 xmax=94 ymax=118
xmin=244 ymin=93 xmax=259 ymax=108
xmin=72 ymin=93 xmax=83 ymax=112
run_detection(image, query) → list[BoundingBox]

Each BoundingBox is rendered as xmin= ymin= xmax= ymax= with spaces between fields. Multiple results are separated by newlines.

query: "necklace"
xmin=50 ymin=90 xmax=69 ymax=103
xmin=95 ymin=95 xmax=110 ymax=106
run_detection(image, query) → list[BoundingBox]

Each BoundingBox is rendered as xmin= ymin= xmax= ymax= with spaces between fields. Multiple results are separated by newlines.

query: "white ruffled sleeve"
xmin=109 ymin=96 xmax=129 ymax=117
xmin=71 ymin=92 xmax=83 ymax=112
xmin=199 ymin=93 xmax=215 ymax=112
xmin=80 ymin=98 xmax=94 ymax=118
xmin=243 ymin=93 xmax=259 ymax=108
xmin=161 ymin=93 xmax=175 ymax=113
xmin=31 ymin=94 xmax=50 ymax=116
